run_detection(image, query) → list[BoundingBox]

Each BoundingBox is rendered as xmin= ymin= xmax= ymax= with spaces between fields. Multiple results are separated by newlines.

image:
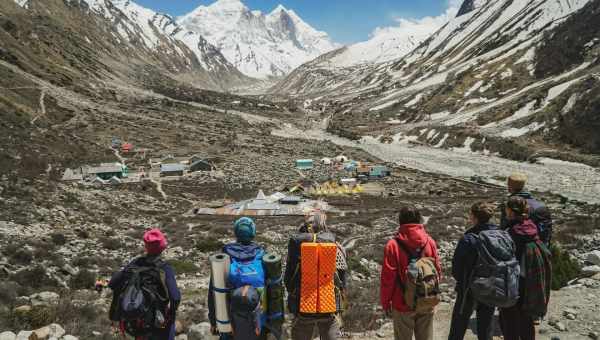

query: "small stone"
xmin=30 ymin=326 xmax=50 ymax=340
xmin=0 ymin=331 xmax=17 ymax=340
xmin=187 ymin=322 xmax=212 ymax=340
xmin=553 ymin=322 xmax=567 ymax=332
xmin=175 ymin=335 xmax=188 ymax=340
xmin=15 ymin=296 xmax=30 ymax=306
xmin=13 ymin=305 xmax=32 ymax=315
xmin=175 ymin=320 xmax=184 ymax=334
xmin=29 ymin=292 xmax=59 ymax=307
xmin=589 ymin=332 xmax=599 ymax=340
xmin=61 ymin=264 xmax=78 ymax=276
xmin=565 ymin=313 xmax=576 ymax=320
xmin=91 ymin=331 xmax=101 ymax=337
xmin=582 ymin=265 xmax=600 ymax=276
xmin=47 ymin=324 xmax=65 ymax=339
xmin=15 ymin=332 xmax=32 ymax=340
xmin=586 ymin=250 xmax=600 ymax=266
xmin=62 ymin=336 xmax=78 ymax=340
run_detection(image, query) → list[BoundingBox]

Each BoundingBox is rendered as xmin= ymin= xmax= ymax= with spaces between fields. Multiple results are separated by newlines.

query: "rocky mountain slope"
xmin=272 ymin=0 xmax=600 ymax=165
xmin=6 ymin=0 xmax=253 ymax=91
xmin=178 ymin=0 xmax=338 ymax=79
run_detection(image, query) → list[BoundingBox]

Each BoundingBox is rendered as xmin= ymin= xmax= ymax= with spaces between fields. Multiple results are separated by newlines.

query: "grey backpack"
xmin=470 ymin=230 xmax=520 ymax=308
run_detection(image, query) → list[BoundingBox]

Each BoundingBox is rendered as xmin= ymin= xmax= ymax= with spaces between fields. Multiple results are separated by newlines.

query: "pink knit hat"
xmin=143 ymin=229 xmax=167 ymax=255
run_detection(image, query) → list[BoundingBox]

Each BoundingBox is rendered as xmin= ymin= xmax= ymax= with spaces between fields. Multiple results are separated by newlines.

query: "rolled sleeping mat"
xmin=263 ymin=253 xmax=284 ymax=336
xmin=210 ymin=253 xmax=232 ymax=334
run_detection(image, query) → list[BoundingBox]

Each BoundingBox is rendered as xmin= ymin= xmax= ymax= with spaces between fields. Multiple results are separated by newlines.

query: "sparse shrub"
xmin=0 ymin=281 xmax=20 ymax=305
xmin=195 ymin=237 xmax=225 ymax=253
xmin=347 ymin=257 xmax=371 ymax=278
xmin=69 ymin=269 xmax=96 ymax=290
xmin=343 ymin=283 xmax=381 ymax=332
xmin=100 ymin=237 xmax=123 ymax=250
xmin=169 ymin=260 xmax=199 ymax=274
xmin=76 ymin=229 xmax=90 ymax=239
xmin=9 ymin=248 xmax=33 ymax=265
xmin=11 ymin=265 xmax=59 ymax=290
xmin=550 ymin=243 xmax=581 ymax=290
xmin=51 ymin=232 xmax=67 ymax=246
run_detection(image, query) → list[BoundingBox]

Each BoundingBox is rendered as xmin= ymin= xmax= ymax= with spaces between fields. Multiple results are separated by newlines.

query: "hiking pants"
xmin=499 ymin=306 xmax=535 ymax=340
xmin=291 ymin=314 xmax=339 ymax=340
xmin=448 ymin=289 xmax=495 ymax=340
xmin=392 ymin=309 xmax=434 ymax=340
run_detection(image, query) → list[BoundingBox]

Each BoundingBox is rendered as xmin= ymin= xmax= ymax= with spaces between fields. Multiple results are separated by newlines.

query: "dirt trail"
xmin=150 ymin=177 xmax=168 ymax=200
xmin=30 ymin=89 xmax=46 ymax=125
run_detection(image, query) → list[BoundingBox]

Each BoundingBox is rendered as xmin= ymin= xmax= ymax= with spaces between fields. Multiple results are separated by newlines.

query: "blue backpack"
xmin=227 ymin=247 xmax=267 ymax=339
xmin=229 ymin=249 xmax=266 ymax=289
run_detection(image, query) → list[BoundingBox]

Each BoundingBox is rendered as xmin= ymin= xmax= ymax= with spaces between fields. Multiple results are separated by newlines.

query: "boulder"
xmin=187 ymin=322 xmax=214 ymax=340
xmin=0 ymin=331 xmax=17 ymax=340
xmin=175 ymin=320 xmax=184 ymax=334
xmin=29 ymin=324 xmax=64 ymax=340
xmin=582 ymin=265 xmax=600 ymax=277
xmin=15 ymin=332 xmax=32 ymax=340
xmin=586 ymin=251 xmax=600 ymax=266
xmin=29 ymin=292 xmax=59 ymax=307
xmin=13 ymin=305 xmax=32 ymax=315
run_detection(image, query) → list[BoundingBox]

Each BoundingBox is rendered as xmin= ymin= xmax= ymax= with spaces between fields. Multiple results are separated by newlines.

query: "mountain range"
xmin=273 ymin=0 xmax=600 ymax=165
xmin=178 ymin=0 xmax=338 ymax=79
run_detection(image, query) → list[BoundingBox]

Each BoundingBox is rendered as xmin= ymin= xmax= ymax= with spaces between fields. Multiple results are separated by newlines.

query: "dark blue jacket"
xmin=208 ymin=242 xmax=264 ymax=328
xmin=452 ymin=223 xmax=498 ymax=291
xmin=109 ymin=256 xmax=181 ymax=340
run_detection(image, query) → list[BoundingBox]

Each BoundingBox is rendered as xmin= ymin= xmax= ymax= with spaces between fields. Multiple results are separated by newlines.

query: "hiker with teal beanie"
xmin=208 ymin=217 xmax=268 ymax=340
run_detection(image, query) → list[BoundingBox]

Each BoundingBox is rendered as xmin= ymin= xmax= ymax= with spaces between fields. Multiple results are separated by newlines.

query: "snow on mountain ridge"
xmin=177 ymin=0 xmax=338 ymax=79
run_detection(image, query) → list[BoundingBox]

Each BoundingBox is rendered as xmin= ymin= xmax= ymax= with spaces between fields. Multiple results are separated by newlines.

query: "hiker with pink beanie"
xmin=108 ymin=229 xmax=181 ymax=340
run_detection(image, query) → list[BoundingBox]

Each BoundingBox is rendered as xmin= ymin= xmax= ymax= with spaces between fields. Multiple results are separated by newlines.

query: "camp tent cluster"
xmin=195 ymin=190 xmax=330 ymax=216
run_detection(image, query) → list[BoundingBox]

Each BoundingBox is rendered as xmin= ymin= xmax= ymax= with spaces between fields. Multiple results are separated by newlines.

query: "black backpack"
xmin=113 ymin=258 xmax=170 ymax=337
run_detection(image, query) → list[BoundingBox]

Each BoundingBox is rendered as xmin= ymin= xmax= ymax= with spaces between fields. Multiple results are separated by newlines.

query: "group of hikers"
xmin=107 ymin=172 xmax=554 ymax=340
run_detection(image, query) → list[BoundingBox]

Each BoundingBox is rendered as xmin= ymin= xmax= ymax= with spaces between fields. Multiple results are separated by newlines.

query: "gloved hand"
xmin=210 ymin=325 xmax=219 ymax=336
xmin=384 ymin=309 xmax=392 ymax=319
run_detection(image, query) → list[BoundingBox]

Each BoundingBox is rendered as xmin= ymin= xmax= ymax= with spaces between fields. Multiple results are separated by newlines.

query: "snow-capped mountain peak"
xmin=178 ymin=1 xmax=338 ymax=79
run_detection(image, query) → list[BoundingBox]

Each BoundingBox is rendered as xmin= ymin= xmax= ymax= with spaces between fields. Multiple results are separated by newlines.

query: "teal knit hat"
xmin=234 ymin=217 xmax=256 ymax=244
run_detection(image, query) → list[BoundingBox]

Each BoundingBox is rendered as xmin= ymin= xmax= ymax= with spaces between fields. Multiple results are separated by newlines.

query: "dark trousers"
xmin=499 ymin=305 xmax=535 ymax=340
xmin=448 ymin=289 xmax=495 ymax=340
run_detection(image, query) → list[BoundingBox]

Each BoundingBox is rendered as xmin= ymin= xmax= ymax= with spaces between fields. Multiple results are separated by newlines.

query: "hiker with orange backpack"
xmin=284 ymin=211 xmax=347 ymax=340
xmin=108 ymin=229 xmax=181 ymax=340
xmin=380 ymin=206 xmax=442 ymax=340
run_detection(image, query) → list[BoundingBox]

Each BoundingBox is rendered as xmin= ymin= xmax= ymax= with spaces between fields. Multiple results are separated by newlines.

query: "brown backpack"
xmin=395 ymin=239 xmax=441 ymax=313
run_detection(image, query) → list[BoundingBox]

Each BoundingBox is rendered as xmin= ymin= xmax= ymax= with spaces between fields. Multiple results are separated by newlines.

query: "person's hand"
xmin=210 ymin=326 xmax=219 ymax=336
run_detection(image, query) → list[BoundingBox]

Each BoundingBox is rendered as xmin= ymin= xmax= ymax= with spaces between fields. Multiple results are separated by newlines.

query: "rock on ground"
xmin=0 ymin=331 xmax=16 ymax=340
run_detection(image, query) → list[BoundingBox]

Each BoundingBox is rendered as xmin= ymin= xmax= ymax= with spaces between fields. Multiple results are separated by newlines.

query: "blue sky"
xmin=135 ymin=0 xmax=457 ymax=44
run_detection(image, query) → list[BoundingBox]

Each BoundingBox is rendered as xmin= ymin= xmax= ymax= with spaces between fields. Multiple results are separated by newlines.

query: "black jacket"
xmin=451 ymin=223 xmax=498 ymax=291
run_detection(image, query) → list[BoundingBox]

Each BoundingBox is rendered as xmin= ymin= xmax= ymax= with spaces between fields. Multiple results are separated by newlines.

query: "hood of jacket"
xmin=223 ymin=242 xmax=263 ymax=261
xmin=509 ymin=219 xmax=539 ymax=237
xmin=395 ymin=224 xmax=430 ymax=250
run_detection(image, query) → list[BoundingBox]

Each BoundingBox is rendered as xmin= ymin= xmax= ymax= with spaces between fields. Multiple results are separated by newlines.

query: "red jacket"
xmin=380 ymin=224 xmax=442 ymax=313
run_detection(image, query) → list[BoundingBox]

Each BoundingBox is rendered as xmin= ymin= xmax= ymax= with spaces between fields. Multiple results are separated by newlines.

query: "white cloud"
xmin=370 ymin=2 xmax=461 ymax=41
xmin=326 ymin=1 xmax=463 ymax=67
